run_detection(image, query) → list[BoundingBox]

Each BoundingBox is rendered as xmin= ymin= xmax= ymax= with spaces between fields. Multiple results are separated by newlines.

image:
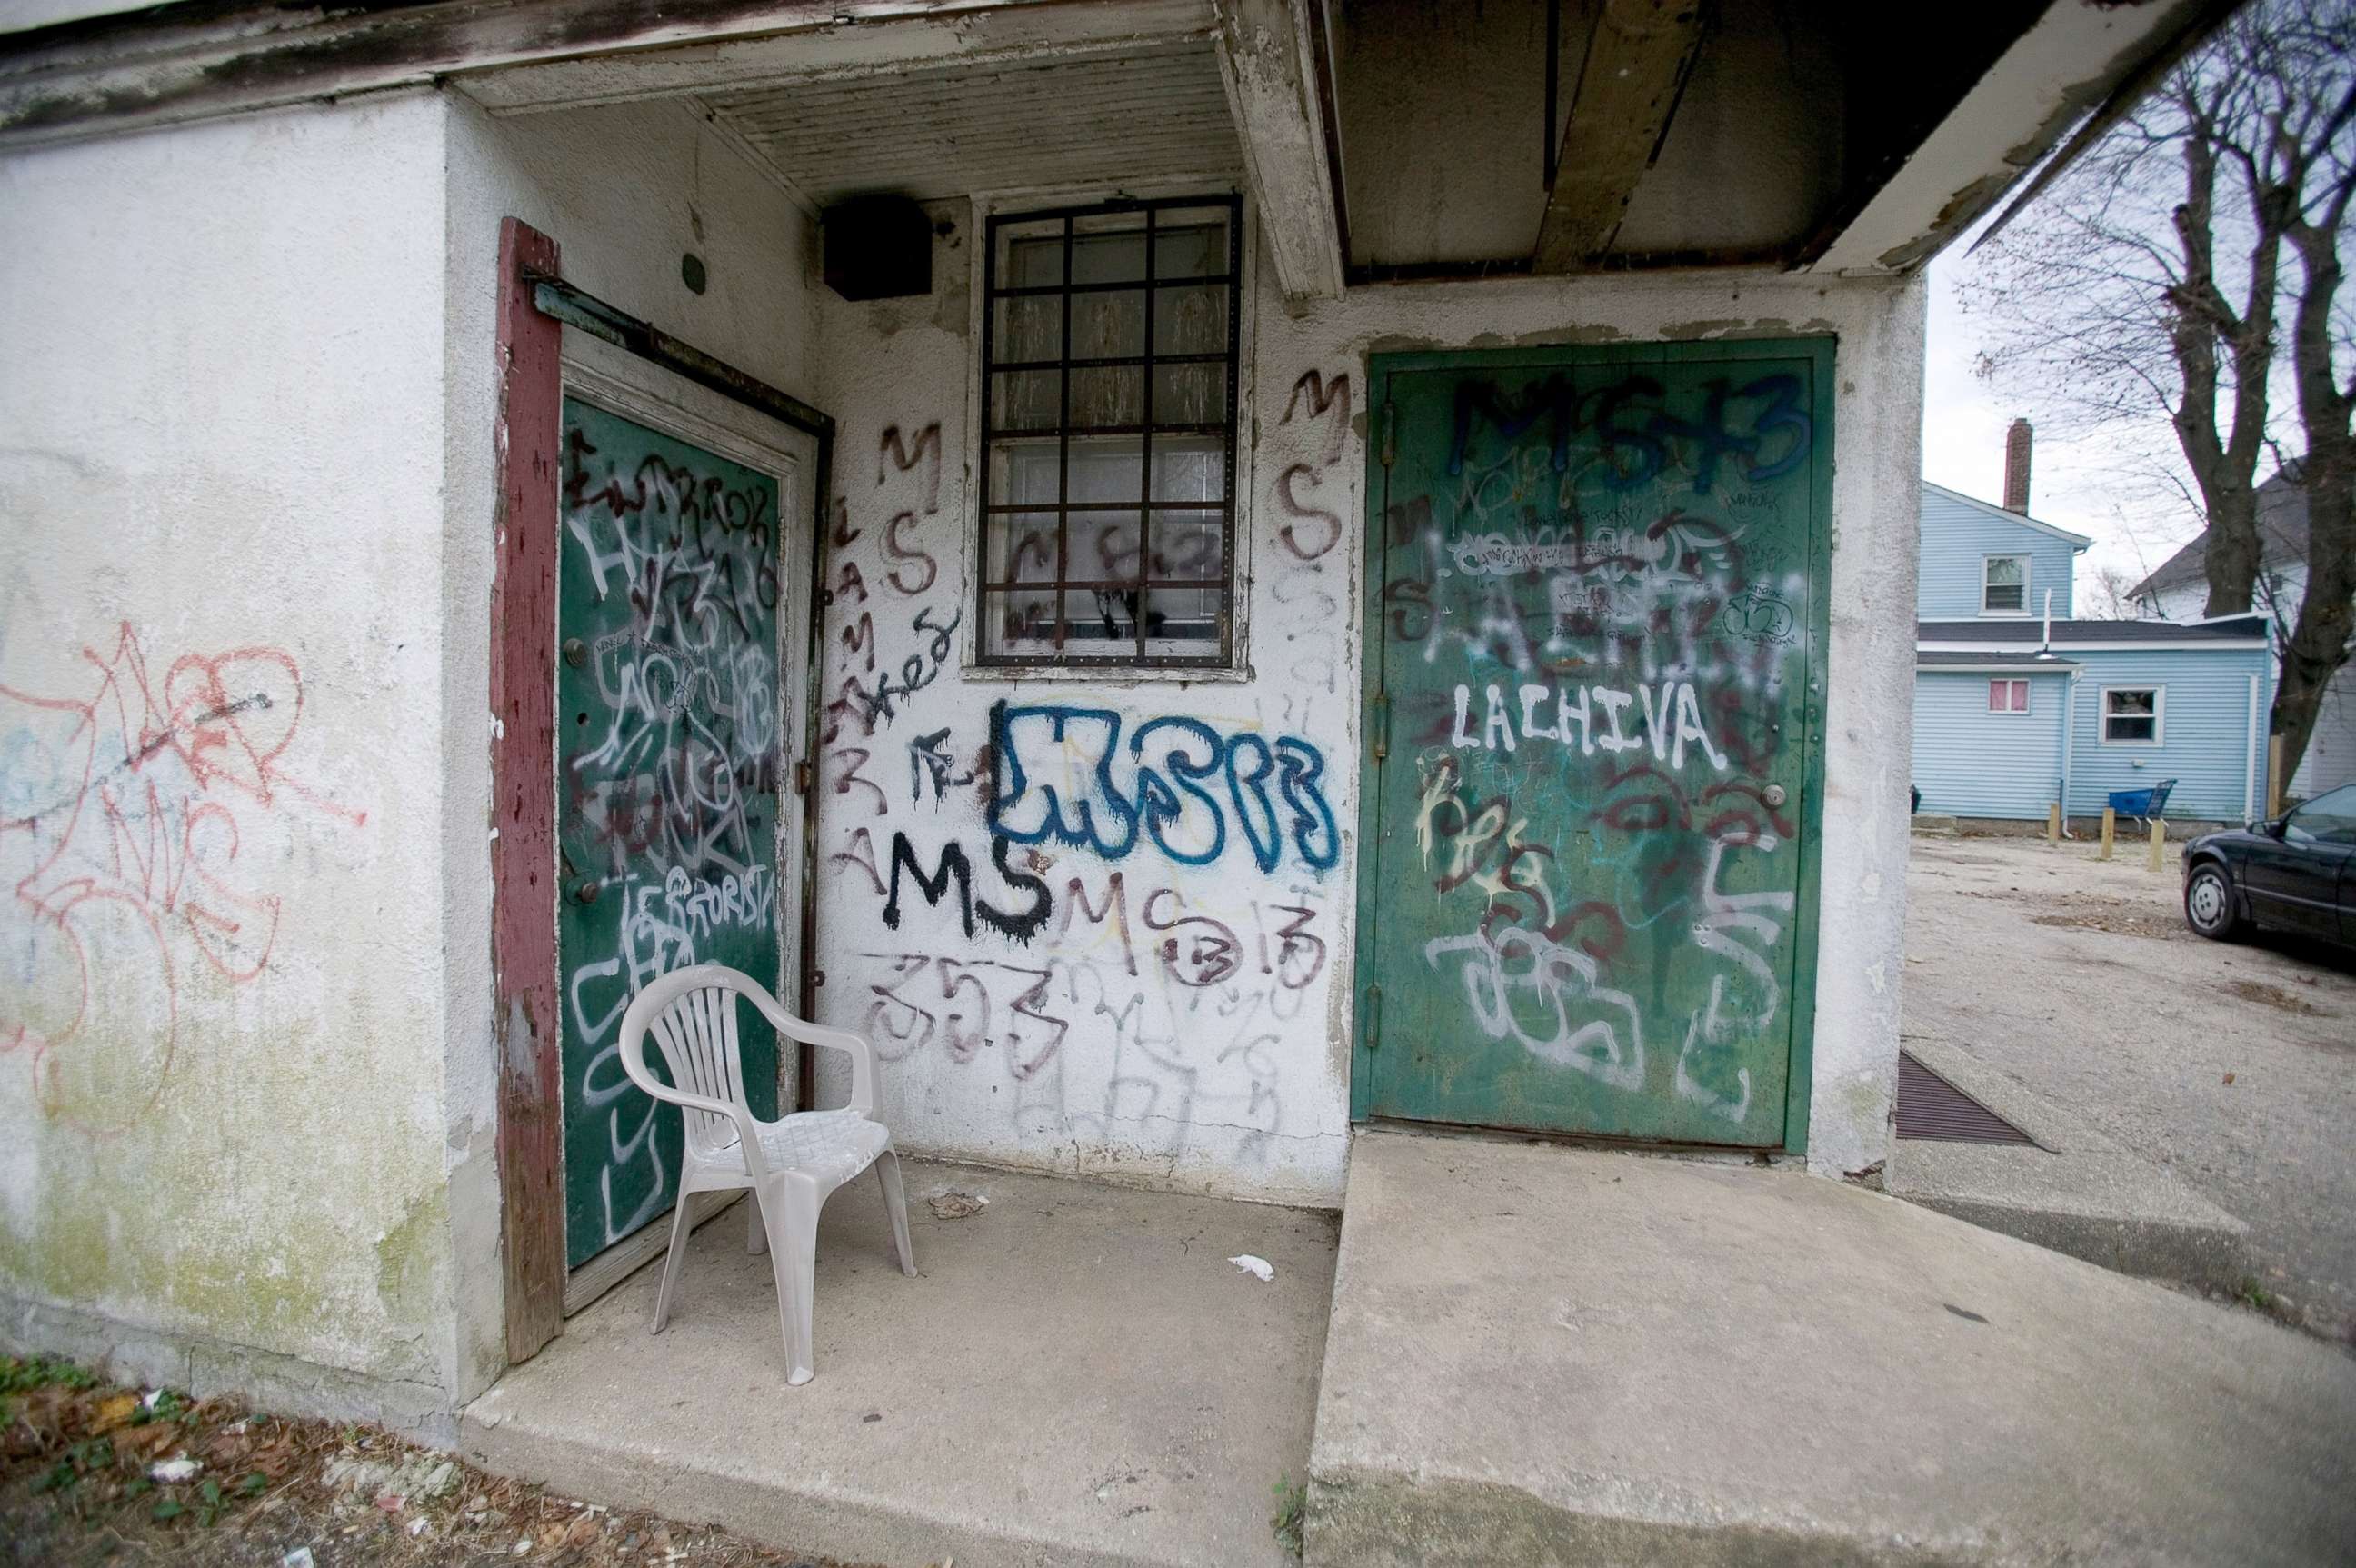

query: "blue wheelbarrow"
xmin=2108 ymin=778 xmax=2176 ymax=827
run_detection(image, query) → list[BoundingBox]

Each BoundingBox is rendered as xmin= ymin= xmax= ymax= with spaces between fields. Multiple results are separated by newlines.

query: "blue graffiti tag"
xmin=985 ymin=701 xmax=1340 ymax=874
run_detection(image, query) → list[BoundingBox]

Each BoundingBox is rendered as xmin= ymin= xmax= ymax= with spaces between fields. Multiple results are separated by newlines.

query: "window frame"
xmin=2098 ymin=684 xmax=2165 ymax=746
xmin=969 ymin=192 xmax=1248 ymax=674
xmin=1986 ymin=677 xmax=2031 ymax=714
xmin=1982 ymin=553 xmax=2032 ymax=616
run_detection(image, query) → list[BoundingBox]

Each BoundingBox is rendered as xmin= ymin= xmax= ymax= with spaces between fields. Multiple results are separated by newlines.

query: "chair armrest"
xmin=738 ymin=986 xmax=878 ymax=1117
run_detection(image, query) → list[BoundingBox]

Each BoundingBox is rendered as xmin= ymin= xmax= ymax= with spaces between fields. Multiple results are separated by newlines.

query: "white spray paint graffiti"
xmin=1673 ymin=831 xmax=1792 ymax=1124
xmin=558 ymin=405 xmax=785 ymax=1255
xmin=1422 ymin=926 xmax=1647 ymax=1090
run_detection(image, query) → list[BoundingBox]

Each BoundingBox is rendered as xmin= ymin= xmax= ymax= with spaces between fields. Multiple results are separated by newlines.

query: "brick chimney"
xmin=2002 ymin=418 xmax=2032 ymax=514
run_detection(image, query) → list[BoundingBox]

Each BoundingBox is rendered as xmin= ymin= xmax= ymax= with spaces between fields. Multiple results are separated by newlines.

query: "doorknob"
xmin=1762 ymin=784 xmax=1787 ymax=808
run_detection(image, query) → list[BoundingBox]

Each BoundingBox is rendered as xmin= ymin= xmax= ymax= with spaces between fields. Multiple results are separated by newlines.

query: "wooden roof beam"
xmin=1532 ymin=0 xmax=1705 ymax=275
xmin=1212 ymin=0 xmax=1344 ymax=303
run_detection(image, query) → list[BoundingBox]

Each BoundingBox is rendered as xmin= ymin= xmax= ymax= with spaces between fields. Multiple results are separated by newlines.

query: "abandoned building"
xmin=0 ymin=1 xmax=2269 ymax=1562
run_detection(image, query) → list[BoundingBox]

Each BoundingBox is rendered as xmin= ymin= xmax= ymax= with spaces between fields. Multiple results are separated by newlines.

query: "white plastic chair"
xmin=616 ymin=963 xmax=915 ymax=1384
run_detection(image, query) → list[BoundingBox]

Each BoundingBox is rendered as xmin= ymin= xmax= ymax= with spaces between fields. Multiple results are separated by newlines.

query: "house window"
xmin=2101 ymin=687 xmax=2163 ymax=744
xmin=1988 ymin=678 xmax=2030 ymax=714
xmin=1982 ymin=554 xmax=2029 ymax=614
xmin=978 ymin=196 xmax=1242 ymax=666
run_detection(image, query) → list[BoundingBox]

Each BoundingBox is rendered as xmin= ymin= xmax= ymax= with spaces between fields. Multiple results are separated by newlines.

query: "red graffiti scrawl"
xmin=0 ymin=623 xmax=364 ymax=1134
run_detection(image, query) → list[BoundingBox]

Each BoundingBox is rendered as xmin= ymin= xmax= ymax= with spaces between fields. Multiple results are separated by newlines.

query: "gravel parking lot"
xmin=1903 ymin=829 xmax=2356 ymax=1344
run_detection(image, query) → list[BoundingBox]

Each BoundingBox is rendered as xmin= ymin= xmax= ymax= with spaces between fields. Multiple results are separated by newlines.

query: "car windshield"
xmin=2283 ymin=784 xmax=2356 ymax=846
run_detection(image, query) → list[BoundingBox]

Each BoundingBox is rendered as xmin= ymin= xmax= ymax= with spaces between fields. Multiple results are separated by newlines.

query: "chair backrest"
xmin=620 ymin=964 xmax=766 ymax=1159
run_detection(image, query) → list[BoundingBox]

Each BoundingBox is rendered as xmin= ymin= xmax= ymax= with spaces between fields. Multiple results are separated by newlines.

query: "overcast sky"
xmin=1921 ymin=245 xmax=2200 ymax=600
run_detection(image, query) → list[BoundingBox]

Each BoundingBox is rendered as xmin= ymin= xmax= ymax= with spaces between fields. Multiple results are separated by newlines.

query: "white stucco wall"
xmin=0 ymin=93 xmax=466 ymax=1430
xmin=0 ymin=84 xmax=828 ymax=1434
xmin=809 ymin=209 xmax=1923 ymax=1202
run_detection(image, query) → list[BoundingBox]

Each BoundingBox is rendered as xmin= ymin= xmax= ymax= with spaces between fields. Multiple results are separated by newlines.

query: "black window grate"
xmin=977 ymin=195 xmax=1243 ymax=668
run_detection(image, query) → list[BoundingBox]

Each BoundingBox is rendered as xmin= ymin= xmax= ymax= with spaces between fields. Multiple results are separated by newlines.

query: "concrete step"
xmin=1888 ymin=1038 xmax=2250 ymax=1292
xmin=1911 ymin=814 xmax=1962 ymax=836
xmin=1305 ymin=1129 xmax=2356 ymax=1567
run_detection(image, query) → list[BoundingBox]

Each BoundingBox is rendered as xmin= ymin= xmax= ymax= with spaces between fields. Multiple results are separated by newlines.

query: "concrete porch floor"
xmin=462 ymin=1159 xmax=1338 ymax=1568
xmin=1310 ymin=1130 xmax=2356 ymax=1567
xmin=463 ymin=1134 xmax=2356 ymax=1568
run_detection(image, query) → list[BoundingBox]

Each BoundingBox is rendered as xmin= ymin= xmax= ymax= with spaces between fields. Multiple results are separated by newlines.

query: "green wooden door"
xmin=558 ymin=394 xmax=786 ymax=1269
xmin=1353 ymin=343 xmax=1831 ymax=1149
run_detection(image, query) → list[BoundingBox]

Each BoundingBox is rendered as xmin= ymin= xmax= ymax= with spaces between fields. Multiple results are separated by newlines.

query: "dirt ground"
xmin=1903 ymin=830 xmax=2356 ymax=1343
xmin=0 ymin=1355 xmax=883 ymax=1568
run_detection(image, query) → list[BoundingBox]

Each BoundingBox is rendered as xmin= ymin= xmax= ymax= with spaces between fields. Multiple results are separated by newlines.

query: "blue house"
xmin=1913 ymin=470 xmax=2272 ymax=825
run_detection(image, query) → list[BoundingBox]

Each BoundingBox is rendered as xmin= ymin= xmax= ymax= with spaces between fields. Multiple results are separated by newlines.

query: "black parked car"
xmin=2182 ymin=783 xmax=2356 ymax=947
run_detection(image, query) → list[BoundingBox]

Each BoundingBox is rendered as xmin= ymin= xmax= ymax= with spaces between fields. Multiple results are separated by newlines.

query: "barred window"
xmin=979 ymin=197 xmax=1242 ymax=666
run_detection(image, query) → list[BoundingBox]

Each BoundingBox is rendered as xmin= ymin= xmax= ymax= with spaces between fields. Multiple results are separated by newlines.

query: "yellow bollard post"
xmin=2047 ymin=803 xmax=2062 ymax=843
xmin=2149 ymin=819 xmax=2165 ymax=872
xmin=2099 ymin=808 xmax=2116 ymax=861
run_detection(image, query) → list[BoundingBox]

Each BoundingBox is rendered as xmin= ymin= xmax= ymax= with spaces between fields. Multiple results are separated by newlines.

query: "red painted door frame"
xmin=491 ymin=217 xmax=567 ymax=1363
xmin=487 ymin=217 xmax=838 ymax=1363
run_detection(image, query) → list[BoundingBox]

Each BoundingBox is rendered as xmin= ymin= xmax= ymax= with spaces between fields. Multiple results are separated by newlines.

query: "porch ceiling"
xmin=696 ymin=40 xmax=1243 ymax=208
xmin=0 ymin=0 xmax=2236 ymax=291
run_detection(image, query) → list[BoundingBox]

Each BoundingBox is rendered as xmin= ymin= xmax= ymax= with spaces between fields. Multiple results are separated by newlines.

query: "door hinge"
xmin=1363 ymin=982 xmax=1383 ymax=1052
xmin=1370 ymin=690 xmax=1391 ymax=761
xmin=793 ymin=757 xmax=814 ymax=795
xmin=1380 ymin=402 xmax=1396 ymax=468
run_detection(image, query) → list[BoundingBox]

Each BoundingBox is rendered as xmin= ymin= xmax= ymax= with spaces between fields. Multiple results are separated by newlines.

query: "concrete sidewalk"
xmin=1308 ymin=1130 xmax=2356 ymax=1567
xmin=464 ymin=1160 xmax=1338 ymax=1568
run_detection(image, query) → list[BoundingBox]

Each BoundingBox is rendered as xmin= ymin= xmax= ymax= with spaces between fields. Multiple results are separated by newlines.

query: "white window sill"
xmin=961 ymin=661 xmax=1258 ymax=686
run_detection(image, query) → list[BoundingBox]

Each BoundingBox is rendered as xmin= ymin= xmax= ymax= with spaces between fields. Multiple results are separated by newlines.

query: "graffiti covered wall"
xmin=0 ymin=95 xmax=454 ymax=1423
xmin=809 ymin=205 xmax=1922 ymax=1201
xmin=806 ymin=226 xmax=1358 ymax=1200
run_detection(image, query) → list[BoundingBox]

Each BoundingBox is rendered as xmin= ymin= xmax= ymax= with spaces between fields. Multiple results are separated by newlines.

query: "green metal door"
xmin=558 ymin=394 xmax=786 ymax=1269
xmin=1353 ymin=343 xmax=1831 ymax=1148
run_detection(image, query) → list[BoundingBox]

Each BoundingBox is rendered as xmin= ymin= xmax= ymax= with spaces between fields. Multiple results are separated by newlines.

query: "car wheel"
xmin=2184 ymin=863 xmax=2243 ymax=940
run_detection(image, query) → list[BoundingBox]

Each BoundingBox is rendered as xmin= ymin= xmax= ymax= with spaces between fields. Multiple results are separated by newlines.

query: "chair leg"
xmin=874 ymin=1147 xmax=917 ymax=1277
xmin=762 ymin=1181 xmax=820 ymax=1385
xmin=745 ymin=1192 xmax=768 ymax=1254
xmin=651 ymin=1191 xmax=696 ymax=1335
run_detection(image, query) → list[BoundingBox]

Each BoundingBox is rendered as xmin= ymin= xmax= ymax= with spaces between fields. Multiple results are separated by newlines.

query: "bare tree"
xmin=2080 ymin=563 xmax=2150 ymax=620
xmin=1962 ymin=0 xmax=2356 ymax=788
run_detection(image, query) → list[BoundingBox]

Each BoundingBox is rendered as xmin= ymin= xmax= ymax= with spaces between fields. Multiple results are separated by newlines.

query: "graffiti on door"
xmin=555 ymin=396 xmax=785 ymax=1267
xmin=1361 ymin=348 xmax=1827 ymax=1146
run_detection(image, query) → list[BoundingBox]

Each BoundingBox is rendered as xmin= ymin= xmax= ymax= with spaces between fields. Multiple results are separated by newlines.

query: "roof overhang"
xmin=1916 ymin=660 xmax=2082 ymax=674
xmin=1804 ymin=0 xmax=2240 ymax=274
xmin=0 ymin=0 xmax=2239 ymax=293
xmin=1918 ymin=640 xmax=2270 ymax=654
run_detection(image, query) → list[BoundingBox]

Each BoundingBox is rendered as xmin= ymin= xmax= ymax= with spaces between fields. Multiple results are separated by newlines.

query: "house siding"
xmin=2151 ymin=565 xmax=2356 ymax=801
xmin=2065 ymin=646 xmax=2272 ymax=822
xmin=1912 ymin=669 xmax=2071 ymax=819
xmin=1916 ymin=485 xmax=2080 ymax=620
